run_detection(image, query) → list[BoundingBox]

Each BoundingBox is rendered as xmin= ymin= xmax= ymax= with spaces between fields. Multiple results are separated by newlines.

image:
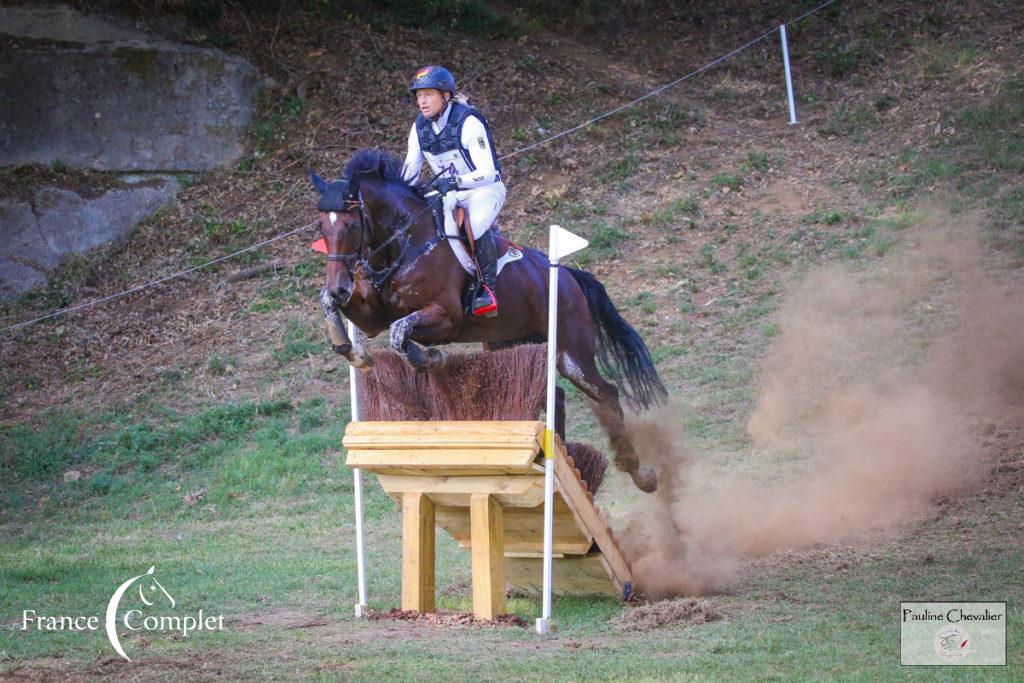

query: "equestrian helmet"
xmin=408 ymin=65 xmax=456 ymax=96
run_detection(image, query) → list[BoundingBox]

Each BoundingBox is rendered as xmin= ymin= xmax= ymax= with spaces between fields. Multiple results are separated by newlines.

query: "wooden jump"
xmin=343 ymin=420 xmax=635 ymax=620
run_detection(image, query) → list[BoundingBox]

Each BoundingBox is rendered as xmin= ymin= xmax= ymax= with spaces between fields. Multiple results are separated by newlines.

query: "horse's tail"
xmin=566 ymin=266 xmax=668 ymax=412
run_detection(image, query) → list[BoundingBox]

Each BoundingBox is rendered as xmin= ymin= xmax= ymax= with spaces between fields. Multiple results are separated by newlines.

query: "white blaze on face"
xmin=329 ymin=212 xmax=338 ymax=225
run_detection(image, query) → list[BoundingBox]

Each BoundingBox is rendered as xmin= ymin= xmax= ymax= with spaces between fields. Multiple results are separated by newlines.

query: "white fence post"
xmin=349 ymin=320 xmax=368 ymax=618
xmin=780 ymin=24 xmax=798 ymax=125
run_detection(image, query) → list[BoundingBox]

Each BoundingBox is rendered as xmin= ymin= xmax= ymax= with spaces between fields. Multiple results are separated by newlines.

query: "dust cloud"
xmin=617 ymin=210 xmax=1024 ymax=599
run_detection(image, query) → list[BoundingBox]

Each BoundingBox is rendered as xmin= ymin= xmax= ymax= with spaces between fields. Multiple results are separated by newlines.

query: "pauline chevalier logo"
xmin=933 ymin=624 xmax=970 ymax=662
xmin=900 ymin=601 xmax=1005 ymax=666
xmin=22 ymin=565 xmax=225 ymax=661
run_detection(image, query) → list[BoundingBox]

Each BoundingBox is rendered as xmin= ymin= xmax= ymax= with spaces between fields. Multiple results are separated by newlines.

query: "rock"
xmin=0 ymin=257 xmax=48 ymax=300
xmin=35 ymin=180 xmax=177 ymax=255
xmin=0 ymin=5 xmax=261 ymax=172
xmin=0 ymin=176 xmax=178 ymax=299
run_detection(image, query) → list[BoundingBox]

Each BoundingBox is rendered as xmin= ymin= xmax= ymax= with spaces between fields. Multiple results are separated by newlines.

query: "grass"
xmin=626 ymin=291 xmax=657 ymax=315
xmin=950 ymin=77 xmax=1024 ymax=174
xmin=698 ymin=243 xmax=727 ymax=274
xmin=4 ymin=386 xmax=1021 ymax=678
xmin=272 ymin=317 xmax=323 ymax=363
xmin=710 ymin=172 xmax=743 ymax=192
xmin=596 ymin=153 xmax=640 ymax=183
xmin=742 ymin=149 xmax=770 ymax=174
xmin=819 ymin=102 xmax=878 ymax=143
xmin=574 ymin=219 xmax=629 ymax=265
xmin=801 ymin=209 xmax=844 ymax=225
xmin=649 ymin=195 xmax=700 ymax=228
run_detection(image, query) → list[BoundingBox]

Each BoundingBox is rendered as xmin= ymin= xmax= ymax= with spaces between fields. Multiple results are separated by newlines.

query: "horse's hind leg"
xmin=557 ymin=348 xmax=658 ymax=493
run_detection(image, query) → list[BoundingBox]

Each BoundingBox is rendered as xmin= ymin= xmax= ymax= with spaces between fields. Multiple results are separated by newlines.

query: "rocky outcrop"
xmin=0 ymin=5 xmax=263 ymax=299
xmin=0 ymin=176 xmax=179 ymax=299
xmin=0 ymin=5 xmax=262 ymax=172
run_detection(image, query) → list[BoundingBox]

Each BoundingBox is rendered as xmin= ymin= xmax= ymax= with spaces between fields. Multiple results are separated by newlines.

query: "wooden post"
xmin=402 ymin=491 xmax=435 ymax=612
xmin=470 ymin=493 xmax=506 ymax=619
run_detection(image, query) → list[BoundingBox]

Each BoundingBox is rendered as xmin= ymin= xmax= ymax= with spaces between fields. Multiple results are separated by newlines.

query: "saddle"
xmin=431 ymin=205 xmax=516 ymax=316
xmin=431 ymin=205 xmax=511 ymax=259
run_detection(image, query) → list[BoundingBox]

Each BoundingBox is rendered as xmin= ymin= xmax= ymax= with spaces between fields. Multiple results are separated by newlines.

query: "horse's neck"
xmin=365 ymin=196 xmax=434 ymax=267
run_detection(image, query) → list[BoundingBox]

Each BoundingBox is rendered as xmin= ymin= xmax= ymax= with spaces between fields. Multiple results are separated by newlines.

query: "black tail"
xmin=566 ymin=267 xmax=668 ymax=412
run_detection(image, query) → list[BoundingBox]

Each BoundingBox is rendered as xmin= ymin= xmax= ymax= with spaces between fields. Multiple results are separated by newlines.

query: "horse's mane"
xmin=343 ymin=149 xmax=415 ymax=193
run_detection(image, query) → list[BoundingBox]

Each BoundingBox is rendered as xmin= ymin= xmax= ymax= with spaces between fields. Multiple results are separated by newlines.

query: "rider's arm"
xmin=401 ymin=123 xmax=423 ymax=184
xmin=455 ymin=116 xmax=500 ymax=190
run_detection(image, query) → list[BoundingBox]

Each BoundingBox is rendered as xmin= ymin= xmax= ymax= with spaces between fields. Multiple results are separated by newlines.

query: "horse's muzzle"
xmin=327 ymin=284 xmax=353 ymax=307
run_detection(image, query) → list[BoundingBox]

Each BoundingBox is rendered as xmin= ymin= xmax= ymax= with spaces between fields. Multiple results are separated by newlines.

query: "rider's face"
xmin=416 ymin=88 xmax=449 ymax=118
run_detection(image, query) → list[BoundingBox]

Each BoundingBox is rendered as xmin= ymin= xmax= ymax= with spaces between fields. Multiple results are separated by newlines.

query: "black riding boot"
xmin=473 ymin=230 xmax=499 ymax=317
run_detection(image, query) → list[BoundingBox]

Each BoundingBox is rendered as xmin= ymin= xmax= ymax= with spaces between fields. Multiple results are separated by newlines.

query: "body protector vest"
xmin=415 ymin=102 xmax=502 ymax=182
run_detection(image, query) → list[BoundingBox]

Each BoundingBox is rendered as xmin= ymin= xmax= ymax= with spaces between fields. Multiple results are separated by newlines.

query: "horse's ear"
xmin=308 ymin=168 xmax=327 ymax=193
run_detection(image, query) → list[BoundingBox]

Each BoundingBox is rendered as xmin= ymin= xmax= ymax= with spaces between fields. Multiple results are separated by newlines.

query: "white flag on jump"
xmin=549 ymin=224 xmax=589 ymax=261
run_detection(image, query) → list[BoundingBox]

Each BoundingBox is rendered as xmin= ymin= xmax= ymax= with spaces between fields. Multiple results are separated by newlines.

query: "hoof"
xmin=349 ymin=353 xmax=374 ymax=371
xmin=332 ymin=343 xmax=353 ymax=356
xmin=631 ymin=466 xmax=658 ymax=493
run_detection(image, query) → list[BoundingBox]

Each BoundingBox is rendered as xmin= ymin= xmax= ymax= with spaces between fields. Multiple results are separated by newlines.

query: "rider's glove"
xmin=431 ymin=175 xmax=459 ymax=195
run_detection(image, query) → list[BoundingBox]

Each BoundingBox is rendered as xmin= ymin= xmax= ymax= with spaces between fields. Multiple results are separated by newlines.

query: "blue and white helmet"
xmin=408 ymin=65 xmax=456 ymax=96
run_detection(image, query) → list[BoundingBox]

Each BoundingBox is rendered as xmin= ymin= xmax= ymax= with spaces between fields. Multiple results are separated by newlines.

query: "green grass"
xmin=272 ymin=318 xmax=323 ymax=363
xmin=819 ymin=101 xmax=878 ymax=142
xmin=742 ymin=149 xmax=770 ymax=173
xmin=951 ymin=77 xmax=1024 ymax=173
xmin=4 ymin=389 xmax=1021 ymax=678
xmin=816 ymin=42 xmax=862 ymax=78
xmin=596 ymin=153 xmax=640 ymax=183
xmin=574 ymin=219 xmax=629 ymax=265
xmin=801 ymin=209 xmax=844 ymax=225
xmin=710 ymin=172 xmax=743 ymax=191
xmin=649 ymin=195 xmax=700 ymax=228
xmin=698 ymin=243 xmax=727 ymax=274
xmin=626 ymin=291 xmax=657 ymax=315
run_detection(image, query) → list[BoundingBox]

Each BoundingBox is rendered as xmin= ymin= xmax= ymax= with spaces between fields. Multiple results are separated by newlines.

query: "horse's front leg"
xmin=388 ymin=303 xmax=457 ymax=371
xmin=320 ymin=287 xmax=374 ymax=370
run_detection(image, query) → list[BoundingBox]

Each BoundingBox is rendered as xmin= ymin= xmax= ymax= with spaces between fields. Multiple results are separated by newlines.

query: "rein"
xmin=329 ymin=193 xmax=443 ymax=290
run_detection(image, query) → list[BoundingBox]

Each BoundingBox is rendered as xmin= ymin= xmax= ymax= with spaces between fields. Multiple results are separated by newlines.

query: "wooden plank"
xmin=367 ymin=465 xmax=538 ymax=478
xmin=346 ymin=448 xmax=538 ymax=475
xmin=345 ymin=420 xmax=544 ymax=437
xmin=401 ymin=492 xmax=435 ymax=612
xmin=504 ymin=554 xmax=620 ymax=597
xmin=549 ymin=436 xmax=635 ymax=592
xmin=377 ymin=474 xmax=545 ymax=508
xmin=343 ymin=421 xmax=544 ymax=449
xmin=470 ymin=494 xmax=506 ymax=620
xmin=436 ymin=499 xmax=593 ymax=555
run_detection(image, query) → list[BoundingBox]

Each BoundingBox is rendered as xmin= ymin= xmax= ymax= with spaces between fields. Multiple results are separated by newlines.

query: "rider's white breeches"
xmin=443 ymin=181 xmax=506 ymax=240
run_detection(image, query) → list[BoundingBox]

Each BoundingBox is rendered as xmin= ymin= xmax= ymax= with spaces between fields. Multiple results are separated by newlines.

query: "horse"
xmin=310 ymin=148 xmax=667 ymax=492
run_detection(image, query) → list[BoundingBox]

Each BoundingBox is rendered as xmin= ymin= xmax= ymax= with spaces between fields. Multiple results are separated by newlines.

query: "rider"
xmin=401 ymin=65 xmax=505 ymax=317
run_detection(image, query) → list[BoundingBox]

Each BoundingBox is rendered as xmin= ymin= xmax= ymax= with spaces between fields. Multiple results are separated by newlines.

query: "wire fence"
xmin=1 ymin=0 xmax=839 ymax=335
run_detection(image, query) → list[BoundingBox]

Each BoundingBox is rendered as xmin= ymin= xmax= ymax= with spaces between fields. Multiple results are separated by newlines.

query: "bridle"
xmin=324 ymin=190 xmax=442 ymax=291
xmin=325 ymin=198 xmax=368 ymax=280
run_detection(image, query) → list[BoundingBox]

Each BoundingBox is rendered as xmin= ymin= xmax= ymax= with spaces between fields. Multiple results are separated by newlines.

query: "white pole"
xmin=349 ymin=320 xmax=368 ymax=618
xmin=536 ymin=225 xmax=560 ymax=636
xmin=780 ymin=24 xmax=798 ymax=125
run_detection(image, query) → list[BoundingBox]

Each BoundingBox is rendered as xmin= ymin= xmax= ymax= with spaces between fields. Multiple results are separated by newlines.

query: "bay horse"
xmin=311 ymin=149 xmax=667 ymax=492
